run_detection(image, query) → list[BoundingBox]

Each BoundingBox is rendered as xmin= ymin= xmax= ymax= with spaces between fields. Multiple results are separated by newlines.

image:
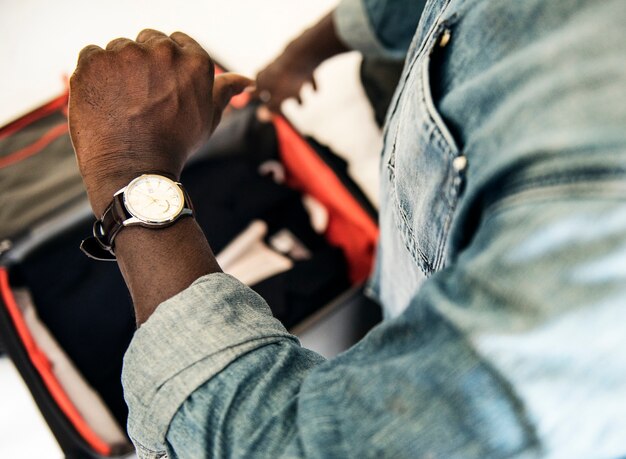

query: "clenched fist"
xmin=69 ymin=29 xmax=252 ymax=216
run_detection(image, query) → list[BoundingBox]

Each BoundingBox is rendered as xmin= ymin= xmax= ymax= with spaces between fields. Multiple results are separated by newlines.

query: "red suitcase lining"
xmin=0 ymin=267 xmax=112 ymax=456
xmin=1 ymin=76 xmax=378 ymax=456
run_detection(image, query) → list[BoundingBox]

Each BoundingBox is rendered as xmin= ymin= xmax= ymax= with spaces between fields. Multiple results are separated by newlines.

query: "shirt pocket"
xmin=385 ymin=24 xmax=465 ymax=276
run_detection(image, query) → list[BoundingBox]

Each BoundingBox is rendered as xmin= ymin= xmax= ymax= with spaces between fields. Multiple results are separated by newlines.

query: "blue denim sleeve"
xmin=161 ymin=196 xmax=626 ymax=459
xmin=120 ymin=273 xmax=312 ymax=458
xmin=334 ymin=0 xmax=426 ymax=60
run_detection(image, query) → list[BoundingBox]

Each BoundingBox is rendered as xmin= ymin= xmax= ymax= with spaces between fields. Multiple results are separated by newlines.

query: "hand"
xmin=69 ymin=29 xmax=252 ymax=216
xmin=255 ymin=43 xmax=320 ymax=112
xmin=254 ymin=12 xmax=349 ymax=113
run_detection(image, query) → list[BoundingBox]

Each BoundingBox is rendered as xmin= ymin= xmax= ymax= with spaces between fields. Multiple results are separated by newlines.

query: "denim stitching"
xmin=384 ymin=2 xmax=463 ymax=276
xmin=389 ymin=180 xmax=437 ymax=274
xmin=421 ymin=49 xmax=460 ymax=156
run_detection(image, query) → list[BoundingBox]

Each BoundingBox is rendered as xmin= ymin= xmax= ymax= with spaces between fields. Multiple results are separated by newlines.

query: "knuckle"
xmin=151 ymin=38 xmax=177 ymax=57
xmin=78 ymin=45 xmax=102 ymax=63
xmin=77 ymin=50 xmax=104 ymax=74
xmin=186 ymin=53 xmax=211 ymax=72
xmin=117 ymin=42 xmax=145 ymax=58
xmin=105 ymin=38 xmax=123 ymax=49
xmin=170 ymin=31 xmax=187 ymax=42
xmin=137 ymin=28 xmax=155 ymax=39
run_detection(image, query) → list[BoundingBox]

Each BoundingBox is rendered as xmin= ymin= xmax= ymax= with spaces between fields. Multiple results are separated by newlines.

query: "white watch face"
xmin=123 ymin=175 xmax=185 ymax=223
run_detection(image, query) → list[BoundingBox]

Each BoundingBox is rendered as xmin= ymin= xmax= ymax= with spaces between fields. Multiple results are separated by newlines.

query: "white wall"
xmin=0 ymin=1 xmax=381 ymax=457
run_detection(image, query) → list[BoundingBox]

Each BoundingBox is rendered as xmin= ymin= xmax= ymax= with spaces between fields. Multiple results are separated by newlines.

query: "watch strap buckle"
xmin=79 ymin=175 xmax=194 ymax=262
xmin=80 ymin=220 xmax=117 ymax=261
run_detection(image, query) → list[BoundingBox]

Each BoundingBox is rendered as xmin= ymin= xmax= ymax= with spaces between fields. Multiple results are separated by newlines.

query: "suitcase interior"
xmin=0 ymin=72 xmax=379 ymax=458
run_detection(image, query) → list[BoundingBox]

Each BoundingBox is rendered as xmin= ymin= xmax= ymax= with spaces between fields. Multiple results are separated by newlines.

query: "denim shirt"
xmin=121 ymin=1 xmax=626 ymax=458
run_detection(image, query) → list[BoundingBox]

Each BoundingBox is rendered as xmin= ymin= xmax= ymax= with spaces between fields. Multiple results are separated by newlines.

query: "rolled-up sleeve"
xmin=121 ymin=273 xmax=317 ymax=457
xmin=333 ymin=0 xmax=426 ymax=60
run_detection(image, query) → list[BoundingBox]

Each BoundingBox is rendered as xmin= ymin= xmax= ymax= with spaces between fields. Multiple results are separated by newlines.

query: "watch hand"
xmin=134 ymin=190 xmax=158 ymax=202
xmin=145 ymin=200 xmax=158 ymax=208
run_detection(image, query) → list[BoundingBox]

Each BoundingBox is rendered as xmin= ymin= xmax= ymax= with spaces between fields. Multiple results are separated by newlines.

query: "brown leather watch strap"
xmin=80 ymin=180 xmax=194 ymax=261
xmin=100 ymin=194 xmax=128 ymax=249
xmin=79 ymin=194 xmax=129 ymax=261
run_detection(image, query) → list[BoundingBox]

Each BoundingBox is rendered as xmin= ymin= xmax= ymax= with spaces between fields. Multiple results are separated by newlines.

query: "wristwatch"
xmin=80 ymin=174 xmax=194 ymax=261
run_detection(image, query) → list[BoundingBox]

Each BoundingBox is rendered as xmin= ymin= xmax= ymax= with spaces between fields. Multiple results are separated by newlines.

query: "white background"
xmin=0 ymin=1 xmax=382 ymax=457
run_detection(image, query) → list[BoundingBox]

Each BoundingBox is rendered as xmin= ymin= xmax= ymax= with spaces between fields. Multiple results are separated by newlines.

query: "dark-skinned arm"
xmin=254 ymin=12 xmax=349 ymax=112
xmin=69 ymin=28 xmax=252 ymax=325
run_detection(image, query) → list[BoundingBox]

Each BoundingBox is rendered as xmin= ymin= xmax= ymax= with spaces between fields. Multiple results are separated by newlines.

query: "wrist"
xmin=114 ymin=217 xmax=220 ymax=325
xmin=78 ymin=143 xmax=182 ymax=217
xmin=293 ymin=12 xmax=349 ymax=62
xmin=84 ymin=168 xmax=180 ymax=218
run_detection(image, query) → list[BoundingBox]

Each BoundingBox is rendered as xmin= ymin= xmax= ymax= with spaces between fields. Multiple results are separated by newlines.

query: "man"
xmin=69 ymin=0 xmax=626 ymax=457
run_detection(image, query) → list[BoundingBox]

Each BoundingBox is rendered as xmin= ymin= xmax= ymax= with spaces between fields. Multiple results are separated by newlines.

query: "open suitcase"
xmin=0 ymin=67 xmax=380 ymax=458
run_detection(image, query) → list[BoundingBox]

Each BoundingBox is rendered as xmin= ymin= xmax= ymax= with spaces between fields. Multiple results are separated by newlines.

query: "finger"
xmin=211 ymin=73 xmax=254 ymax=130
xmin=213 ymin=73 xmax=254 ymax=110
xmin=78 ymin=44 xmax=104 ymax=63
xmin=136 ymin=28 xmax=168 ymax=43
xmin=311 ymin=75 xmax=318 ymax=92
xmin=250 ymin=85 xmax=264 ymax=101
xmin=106 ymin=37 xmax=133 ymax=51
xmin=256 ymin=105 xmax=273 ymax=123
xmin=266 ymin=97 xmax=283 ymax=113
xmin=170 ymin=31 xmax=202 ymax=49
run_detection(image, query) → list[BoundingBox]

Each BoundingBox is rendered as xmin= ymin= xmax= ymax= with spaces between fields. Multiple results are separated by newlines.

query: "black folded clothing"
xmin=9 ymin=105 xmax=350 ymax=429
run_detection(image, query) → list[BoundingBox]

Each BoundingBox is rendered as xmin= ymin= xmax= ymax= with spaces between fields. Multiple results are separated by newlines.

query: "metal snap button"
xmin=452 ymin=155 xmax=467 ymax=172
xmin=439 ymin=29 xmax=452 ymax=48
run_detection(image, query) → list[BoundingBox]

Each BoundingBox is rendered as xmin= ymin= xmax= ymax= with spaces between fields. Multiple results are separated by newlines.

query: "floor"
xmin=0 ymin=1 xmax=382 ymax=457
